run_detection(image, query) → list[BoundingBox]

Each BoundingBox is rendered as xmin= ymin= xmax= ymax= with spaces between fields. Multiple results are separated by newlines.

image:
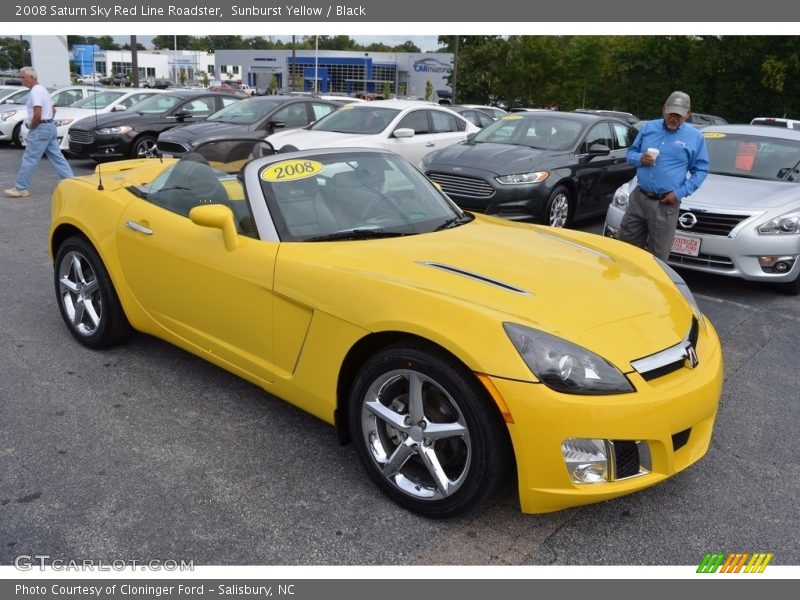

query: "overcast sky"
xmin=114 ymin=35 xmax=443 ymax=52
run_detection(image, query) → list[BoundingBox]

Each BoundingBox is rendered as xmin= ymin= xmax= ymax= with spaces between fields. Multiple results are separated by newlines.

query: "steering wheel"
xmin=358 ymin=189 xmax=407 ymax=223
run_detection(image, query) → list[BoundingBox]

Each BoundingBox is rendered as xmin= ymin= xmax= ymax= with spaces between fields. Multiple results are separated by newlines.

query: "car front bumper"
xmin=488 ymin=316 xmax=723 ymax=514
xmin=605 ymin=202 xmax=800 ymax=284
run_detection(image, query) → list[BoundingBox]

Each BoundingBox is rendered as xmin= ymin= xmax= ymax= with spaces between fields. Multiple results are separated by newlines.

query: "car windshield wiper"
xmin=304 ymin=228 xmax=408 ymax=242
xmin=434 ymin=214 xmax=473 ymax=231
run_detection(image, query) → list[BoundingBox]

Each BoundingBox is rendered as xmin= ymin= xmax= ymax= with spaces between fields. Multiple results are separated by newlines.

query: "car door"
xmin=388 ymin=109 xmax=439 ymax=167
xmin=574 ymin=121 xmax=631 ymax=217
xmin=115 ymin=176 xmax=278 ymax=384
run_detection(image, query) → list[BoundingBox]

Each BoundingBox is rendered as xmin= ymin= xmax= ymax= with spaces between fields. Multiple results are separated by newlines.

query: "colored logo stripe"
xmin=697 ymin=553 xmax=773 ymax=573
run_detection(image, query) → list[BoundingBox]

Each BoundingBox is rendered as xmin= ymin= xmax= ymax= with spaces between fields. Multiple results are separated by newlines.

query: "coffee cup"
xmin=646 ymin=147 xmax=660 ymax=163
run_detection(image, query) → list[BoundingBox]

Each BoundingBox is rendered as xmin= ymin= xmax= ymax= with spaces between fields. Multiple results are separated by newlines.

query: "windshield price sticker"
xmin=672 ymin=234 xmax=701 ymax=257
xmin=261 ymin=160 xmax=324 ymax=182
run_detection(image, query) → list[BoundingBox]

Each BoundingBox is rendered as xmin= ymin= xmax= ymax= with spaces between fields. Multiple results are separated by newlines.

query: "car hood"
xmin=54 ymin=107 xmax=114 ymax=122
xmin=159 ymin=121 xmax=254 ymax=144
xmin=276 ymin=215 xmax=695 ymax=374
xmin=426 ymin=142 xmax=560 ymax=175
xmin=72 ymin=110 xmax=144 ymax=130
xmin=685 ymin=173 xmax=800 ymax=210
xmin=267 ymin=129 xmax=376 ymax=149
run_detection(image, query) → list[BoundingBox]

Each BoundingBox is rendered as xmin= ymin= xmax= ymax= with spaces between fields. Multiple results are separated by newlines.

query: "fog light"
xmin=561 ymin=438 xmax=609 ymax=484
xmin=758 ymin=255 xmax=796 ymax=273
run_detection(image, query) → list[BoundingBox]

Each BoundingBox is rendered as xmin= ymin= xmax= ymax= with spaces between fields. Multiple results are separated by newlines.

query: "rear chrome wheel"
xmin=349 ymin=343 xmax=511 ymax=518
xmin=54 ymin=236 xmax=133 ymax=349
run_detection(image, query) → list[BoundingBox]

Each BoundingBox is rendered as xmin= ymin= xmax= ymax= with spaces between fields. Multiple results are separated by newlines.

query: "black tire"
xmin=12 ymin=122 xmax=23 ymax=148
xmin=54 ymin=236 xmax=133 ymax=349
xmin=543 ymin=185 xmax=572 ymax=228
xmin=130 ymin=135 xmax=157 ymax=158
xmin=348 ymin=342 xmax=512 ymax=518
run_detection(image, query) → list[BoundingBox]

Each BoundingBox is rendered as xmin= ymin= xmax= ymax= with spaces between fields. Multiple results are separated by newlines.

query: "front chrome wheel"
xmin=349 ymin=343 xmax=512 ymax=518
xmin=361 ymin=369 xmax=471 ymax=501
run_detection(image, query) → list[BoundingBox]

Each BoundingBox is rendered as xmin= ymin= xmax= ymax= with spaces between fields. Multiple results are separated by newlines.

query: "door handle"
xmin=125 ymin=220 xmax=153 ymax=235
xmin=425 ymin=142 xmax=435 ymax=147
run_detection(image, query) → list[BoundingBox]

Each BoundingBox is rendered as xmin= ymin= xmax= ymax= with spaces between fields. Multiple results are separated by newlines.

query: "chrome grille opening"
xmin=631 ymin=317 xmax=700 ymax=381
xmin=677 ymin=209 xmax=751 ymax=236
xmin=610 ymin=440 xmax=651 ymax=480
xmin=669 ymin=252 xmax=735 ymax=270
xmin=156 ymin=141 xmax=188 ymax=154
xmin=426 ymin=171 xmax=495 ymax=198
xmin=68 ymin=130 xmax=94 ymax=144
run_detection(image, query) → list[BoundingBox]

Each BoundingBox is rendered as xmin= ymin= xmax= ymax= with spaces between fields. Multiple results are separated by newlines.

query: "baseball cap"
xmin=665 ymin=91 xmax=691 ymax=117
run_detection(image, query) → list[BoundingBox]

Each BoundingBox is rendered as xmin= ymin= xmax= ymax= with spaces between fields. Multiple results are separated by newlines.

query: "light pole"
xmin=363 ymin=53 xmax=368 ymax=97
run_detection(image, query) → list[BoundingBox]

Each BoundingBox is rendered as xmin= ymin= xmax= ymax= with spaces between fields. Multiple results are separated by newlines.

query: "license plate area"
xmin=672 ymin=234 xmax=701 ymax=257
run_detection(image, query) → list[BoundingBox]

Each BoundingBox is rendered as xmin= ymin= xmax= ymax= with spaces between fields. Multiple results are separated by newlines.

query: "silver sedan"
xmin=605 ymin=124 xmax=800 ymax=294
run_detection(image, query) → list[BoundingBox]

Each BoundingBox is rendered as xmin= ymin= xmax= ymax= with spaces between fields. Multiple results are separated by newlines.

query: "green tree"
xmin=392 ymin=41 xmax=422 ymax=53
xmin=424 ymin=81 xmax=433 ymax=101
xmin=383 ymin=80 xmax=391 ymax=98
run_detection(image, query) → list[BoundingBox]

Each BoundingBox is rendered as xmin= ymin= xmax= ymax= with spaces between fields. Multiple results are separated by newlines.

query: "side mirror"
xmin=392 ymin=128 xmax=415 ymax=139
xmin=588 ymin=143 xmax=611 ymax=156
xmin=189 ymin=204 xmax=239 ymax=251
xmin=267 ymin=120 xmax=286 ymax=131
xmin=173 ymin=111 xmax=191 ymax=121
xmin=466 ymin=132 xmax=477 ymax=143
xmin=111 ymin=105 xmax=127 ymax=112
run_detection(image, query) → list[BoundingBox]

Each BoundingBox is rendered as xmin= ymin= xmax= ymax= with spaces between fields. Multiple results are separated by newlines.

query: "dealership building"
xmin=70 ymin=43 xmax=454 ymax=97
xmin=212 ymin=49 xmax=454 ymax=98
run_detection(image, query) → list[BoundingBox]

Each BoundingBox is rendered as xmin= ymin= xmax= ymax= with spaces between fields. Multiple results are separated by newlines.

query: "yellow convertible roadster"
xmin=49 ymin=139 xmax=723 ymax=517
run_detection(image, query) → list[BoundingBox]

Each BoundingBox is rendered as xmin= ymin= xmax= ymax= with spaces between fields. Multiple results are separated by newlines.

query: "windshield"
xmin=704 ymin=131 xmax=800 ymax=181
xmin=207 ymin=98 xmax=281 ymax=124
xmin=473 ymin=114 xmax=583 ymax=150
xmin=1 ymin=88 xmax=29 ymax=104
xmin=259 ymin=152 xmax=466 ymax=241
xmin=131 ymin=94 xmax=183 ymax=115
xmin=310 ymin=106 xmax=400 ymax=135
xmin=71 ymin=91 xmax=127 ymax=109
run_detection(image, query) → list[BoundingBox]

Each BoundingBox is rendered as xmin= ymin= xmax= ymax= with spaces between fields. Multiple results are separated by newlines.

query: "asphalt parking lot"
xmin=0 ymin=144 xmax=798 ymax=568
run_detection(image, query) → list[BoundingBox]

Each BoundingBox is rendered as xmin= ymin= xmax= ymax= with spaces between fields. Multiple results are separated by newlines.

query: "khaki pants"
xmin=618 ymin=186 xmax=679 ymax=261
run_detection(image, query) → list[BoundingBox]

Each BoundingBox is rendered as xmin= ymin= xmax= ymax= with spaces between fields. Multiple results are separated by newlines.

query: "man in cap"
xmin=618 ymin=91 xmax=709 ymax=260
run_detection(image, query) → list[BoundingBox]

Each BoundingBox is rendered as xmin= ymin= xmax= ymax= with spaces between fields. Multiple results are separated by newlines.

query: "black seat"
xmin=150 ymin=153 xmax=230 ymax=217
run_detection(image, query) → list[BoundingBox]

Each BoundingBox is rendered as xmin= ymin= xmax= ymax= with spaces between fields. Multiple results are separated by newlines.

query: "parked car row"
xmin=4 ymin=86 xmax=797 ymax=294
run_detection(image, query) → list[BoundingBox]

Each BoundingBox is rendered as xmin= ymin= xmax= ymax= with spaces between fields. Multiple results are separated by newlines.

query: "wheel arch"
xmin=334 ymin=330 xmax=513 ymax=452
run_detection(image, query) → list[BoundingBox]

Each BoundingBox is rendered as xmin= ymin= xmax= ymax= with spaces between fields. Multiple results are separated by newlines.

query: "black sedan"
xmin=449 ymin=106 xmax=496 ymax=128
xmin=422 ymin=111 xmax=638 ymax=227
xmin=156 ymin=95 xmax=341 ymax=156
xmin=67 ymin=90 xmax=245 ymax=160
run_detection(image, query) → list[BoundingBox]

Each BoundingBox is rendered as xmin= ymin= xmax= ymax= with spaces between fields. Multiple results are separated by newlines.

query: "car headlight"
xmin=1 ymin=109 xmax=17 ymax=121
xmin=495 ymin=171 xmax=549 ymax=185
xmin=503 ymin=323 xmax=634 ymax=395
xmin=612 ymin=185 xmax=629 ymax=209
xmin=654 ymin=257 xmax=700 ymax=315
xmin=96 ymin=125 xmax=133 ymax=135
xmin=757 ymin=211 xmax=800 ymax=235
xmin=53 ymin=118 xmax=74 ymax=127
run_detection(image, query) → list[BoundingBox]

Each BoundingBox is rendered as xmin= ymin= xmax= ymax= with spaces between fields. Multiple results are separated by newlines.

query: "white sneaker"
xmin=4 ymin=188 xmax=30 ymax=198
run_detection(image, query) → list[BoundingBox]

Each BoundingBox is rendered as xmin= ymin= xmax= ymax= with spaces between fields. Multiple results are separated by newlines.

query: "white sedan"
xmin=266 ymin=99 xmax=479 ymax=168
xmin=0 ymin=85 xmax=100 ymax=147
